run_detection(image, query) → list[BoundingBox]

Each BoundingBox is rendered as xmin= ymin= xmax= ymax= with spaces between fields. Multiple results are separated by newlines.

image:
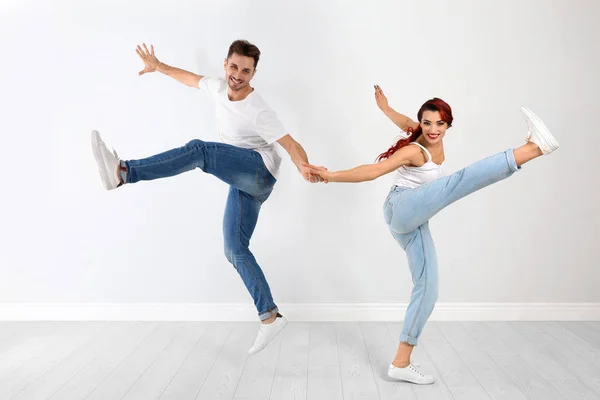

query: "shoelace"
xmin=409 ymin=364 xmax=425 ymax=377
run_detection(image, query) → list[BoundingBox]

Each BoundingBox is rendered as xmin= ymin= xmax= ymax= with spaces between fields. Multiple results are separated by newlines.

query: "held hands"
xmin=301 ymin=163 xmax=333 ymax=184
xmin=136 ymin=43 xmax=161 ymax=76
xmin=298 ymin=163 xmax=329 ymax=183
xmin=374 ymin=84 xmax=389 ymax=111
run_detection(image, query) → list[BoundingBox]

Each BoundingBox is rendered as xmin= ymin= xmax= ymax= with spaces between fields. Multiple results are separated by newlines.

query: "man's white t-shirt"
xmin=198 ymin=76 xmax=287 ymax=180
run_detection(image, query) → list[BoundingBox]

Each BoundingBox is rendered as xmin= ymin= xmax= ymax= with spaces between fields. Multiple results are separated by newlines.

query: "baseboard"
xmin=0 ymin=303 xmax=598 ymax=321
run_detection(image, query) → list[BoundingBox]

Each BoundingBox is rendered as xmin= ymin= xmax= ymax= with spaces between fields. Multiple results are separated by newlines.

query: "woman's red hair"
xmin=377 ymin=97 xmax=453 ymax=162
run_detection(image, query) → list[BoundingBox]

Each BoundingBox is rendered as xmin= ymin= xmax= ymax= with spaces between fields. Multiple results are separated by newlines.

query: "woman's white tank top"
xmin=391 ymin=142 xmax=444 ymax=188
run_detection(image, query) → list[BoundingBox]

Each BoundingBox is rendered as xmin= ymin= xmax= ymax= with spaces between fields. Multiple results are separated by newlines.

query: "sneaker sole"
xmin=520 ymin=106 xmax=559 ymax=154
xmin=91 ymin=130 xmax=114 ymax=190
xmin=386 ymin=372 xmax=435 ymax=385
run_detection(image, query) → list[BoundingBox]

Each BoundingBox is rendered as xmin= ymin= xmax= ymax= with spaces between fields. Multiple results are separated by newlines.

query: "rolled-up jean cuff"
xmin=259 ymin=306 xmax=279 ymax=321
xmin=505 ymin=148 xmax=520 ymax=172
xmin=400 ymin=332 xmax=419 ymax=346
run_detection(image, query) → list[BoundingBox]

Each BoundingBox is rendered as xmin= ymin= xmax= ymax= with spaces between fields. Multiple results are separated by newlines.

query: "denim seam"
xmin=236 ymin=192 xmax=274 ymax=314
xmin=129 ymin=142 xmax=202 ymax=181
xmin=405 ymin=226 xmax=428 ymax=341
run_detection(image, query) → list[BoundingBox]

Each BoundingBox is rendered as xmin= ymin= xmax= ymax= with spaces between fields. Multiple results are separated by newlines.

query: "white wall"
xmin=1 ymin=0 xmax=599 ymax=316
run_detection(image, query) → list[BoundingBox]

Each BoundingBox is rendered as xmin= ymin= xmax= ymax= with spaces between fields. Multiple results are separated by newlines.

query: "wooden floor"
xmin=1 ymin=321 xmax=600 ymax=399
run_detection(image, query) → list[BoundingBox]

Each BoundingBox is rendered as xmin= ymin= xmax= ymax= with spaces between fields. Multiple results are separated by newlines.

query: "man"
xmin=91 ymin=40 xmax=321 ymax=355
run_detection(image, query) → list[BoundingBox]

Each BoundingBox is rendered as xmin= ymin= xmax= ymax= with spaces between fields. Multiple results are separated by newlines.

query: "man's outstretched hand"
xmin=136 ymin=43 xmax=160 ymax=76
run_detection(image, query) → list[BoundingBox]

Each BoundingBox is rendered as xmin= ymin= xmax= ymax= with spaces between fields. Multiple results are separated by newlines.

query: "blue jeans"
xmin=383 ymin=149 xmax=520 ymax=345
xmin=122 ymin=139 xmax=279 ymax=321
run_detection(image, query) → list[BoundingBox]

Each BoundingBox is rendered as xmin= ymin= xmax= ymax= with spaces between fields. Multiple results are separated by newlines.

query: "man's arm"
xmin=276 ymin=134 xmax=321 ymax=182
xmin=277 ymin=134 xmax=308 ymax=167
xmin=136 ymin=43 xmax=203 ymax=88
xmin=156 ymin=63 xmax=203 ymax=88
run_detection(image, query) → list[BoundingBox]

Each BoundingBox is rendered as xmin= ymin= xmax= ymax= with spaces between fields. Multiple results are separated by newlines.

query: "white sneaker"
xmin=91 ymin=130 xmax=122 ymax=190
xmin=387 ymin=363 xmax=435 ymax=385
xmin=520 ymin=106 xmax=559 ymax=155
xmin=248 ymin=315 xmax=288 ymax=356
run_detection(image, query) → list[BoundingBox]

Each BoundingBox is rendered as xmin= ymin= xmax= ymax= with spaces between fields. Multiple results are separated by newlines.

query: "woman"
xmin=304 ymin=85 xmax=559 ymax=384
